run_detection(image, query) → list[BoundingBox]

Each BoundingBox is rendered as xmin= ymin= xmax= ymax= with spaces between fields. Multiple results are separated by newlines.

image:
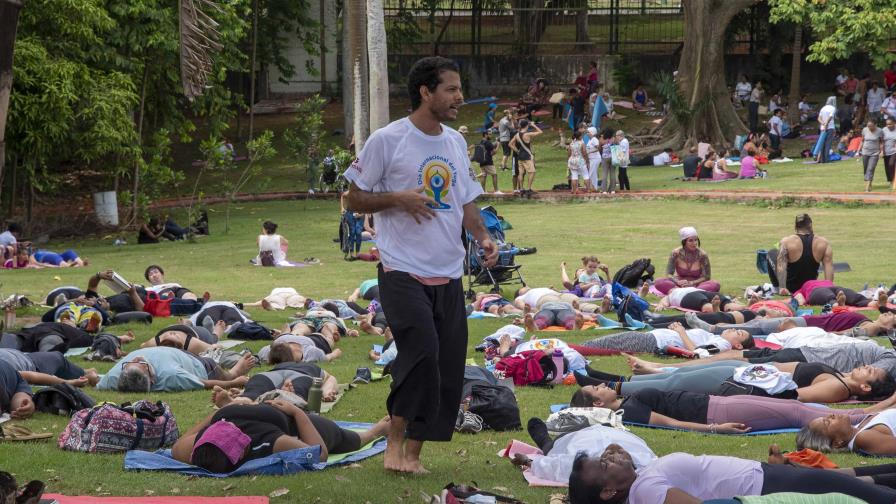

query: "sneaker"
xmin=493 ymin=190 xmax=504 ymax=195
xmin=455 ymin=409 xmax=484 ymax=433
xmin=545 ymin=411 xmax=590 ymax=435
xmin=821 ymin=303 xmax=833 ymax=315
xmin=352 ymin=367 xmax=372 ymax=385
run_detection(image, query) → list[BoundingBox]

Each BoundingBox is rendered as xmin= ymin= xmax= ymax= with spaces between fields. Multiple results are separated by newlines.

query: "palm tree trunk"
xmin=0 ymin=0 xmax=25 ymax=205
xmin=786 ymin=25 xmax=803 ymax=127
xmin=248 ymin=0 xmax=259 ymax=141
xmin=367 ymin=0 xmax=389 ymax=133
xmin=348 ymin=0 xmax=369 ymax=151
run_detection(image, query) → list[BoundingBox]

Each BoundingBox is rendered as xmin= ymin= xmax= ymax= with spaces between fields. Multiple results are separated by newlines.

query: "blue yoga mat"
xmin=548 ymin=404 xmax=799 ymax=436
xmin=124 ymin=421 xmax=386 ymax=477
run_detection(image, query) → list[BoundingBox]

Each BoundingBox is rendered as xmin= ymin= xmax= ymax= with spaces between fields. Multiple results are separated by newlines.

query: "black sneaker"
xmin=352 ymin=367 xmax=372 ymax=385
xmin=527 ymin=417 xmax=552 ymax=448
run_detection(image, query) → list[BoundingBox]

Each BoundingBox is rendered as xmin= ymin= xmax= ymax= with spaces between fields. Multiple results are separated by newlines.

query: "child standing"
xmin=567 ymin=130 xmax=588 ymax=194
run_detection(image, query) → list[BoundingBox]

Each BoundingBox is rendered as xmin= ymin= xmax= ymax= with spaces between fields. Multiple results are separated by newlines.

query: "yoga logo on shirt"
xmin=418 ymin=156 xmax=457 ymax=210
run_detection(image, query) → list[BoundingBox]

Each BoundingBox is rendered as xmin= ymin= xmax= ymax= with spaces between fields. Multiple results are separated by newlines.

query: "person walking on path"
xmin=345 ymin=56 xmax=498 ymax=474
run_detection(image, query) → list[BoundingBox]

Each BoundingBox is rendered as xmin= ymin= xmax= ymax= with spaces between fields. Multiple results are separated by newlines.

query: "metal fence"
xmin=384 ymin=0 xmax=695 ymax=56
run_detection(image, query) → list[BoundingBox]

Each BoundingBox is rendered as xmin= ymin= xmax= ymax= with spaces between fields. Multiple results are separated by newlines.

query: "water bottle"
xmin=307 ymin=377 xmax=323 ymax=413
xmin=551 ymin=348 xmax=565 ymax=384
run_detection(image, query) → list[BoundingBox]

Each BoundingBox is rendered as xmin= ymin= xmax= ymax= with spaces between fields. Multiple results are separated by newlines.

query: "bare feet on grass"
xmin=600 ymin=296 xmax=611 ymax=314
xmin=622 ymin=352 xmax=662 ymax=375
xmin=523 ymin=313 xmax=539 ymax=333
xmin=359 ymin=317 xmax=380 ymax=335
xmin=711 ymin=296 xmax=721 ymax=312
xmin=118 ymin=330 xmax=136 ymax=344
xmin=211 ymin=386 xmax=234 ymax=407
xmin=574 ymin=312 xmax=585 ymax=330
xmin=383 ymin=442 xmax=405 ymax=473
xmin=229 ymin=352 xmax=257 ymax=377
xmin=836 ymin=290 xmax=847 ymax=307
xmin=638 ymin=282 xmax=650 ymax=298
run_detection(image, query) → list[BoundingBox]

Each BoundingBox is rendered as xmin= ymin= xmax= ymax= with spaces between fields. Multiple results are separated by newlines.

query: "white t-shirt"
xmin=818 ymin=104 xmax=837 ymax=131
xmin=735 ymin=81 xmax=752 ymax=99
xmin=798 ymin=101 xmax=811 ymax=113
xmin=868 ymin=87 xmax=887 ymax=112
xmin=652 ymin=152 xmax=671 ymax=166
xmin=629 ymin=453 xmax=763 ymax=504
xmin=667 ymin=287 xmax=699 ymax=307
xmin=836 ymin=74 xmax=848 ymax=86
xmin=766 ymin=326 xmax=875 ymax=349
xmin=749 ymin=87 xmax=762 ymax=103
xmin=516 ymin=287 xmax=556 ymax=308
xmin=650 ymin=328 xmax=731 ymax=352
xmin=145 ymin=282 xmax=183 ymax=294
xmin=529 ymin=425 xmax=656 ymax=484
xmin=258 ymin=334 xmax=327 ymax=363
xmin=585 ymin=136 xmax=601 ymax=156
xmin=768 ymin=115 xmax=783 ymax=135
xmin=884 ymin=97 xmax=896 ymax=119
xmin=345 ymin=117 xmax=483 ymax=278
xmin=617 ymin=138 xmax=630 ymax=167
xmin=257 ymin=234 xmax=286 ymax=264
xmin=0 ymin=231 xmax=16 ymax=248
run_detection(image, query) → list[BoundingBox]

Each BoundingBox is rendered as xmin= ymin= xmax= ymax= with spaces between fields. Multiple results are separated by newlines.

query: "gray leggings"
xmin=600 ymin=158 xmax=616 ymax=192
xmin=583 ymin=331 xmax=657 ymax=353
xmin=864 ymin=153 xmax=880 ymax=181
xmin=620 ymin=360 xmax=743 ymax=395
xmin=713 ymin=317 xmax=806 ymax=336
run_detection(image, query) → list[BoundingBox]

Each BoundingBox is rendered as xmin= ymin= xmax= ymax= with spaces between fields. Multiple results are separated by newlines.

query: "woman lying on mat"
xmin=792 ymin=279 xmax=887 ymax=309
xmin=799 ymin=402 xmax=896 ymax=456
xmin=570 ymin=385 xmax=896 ymax=434
xmin=641 ymin=309 xmax=759 ymax=329
xmin=653 ymin=286 xmax=748 ymax=313
xmin=688 ymin=310 xmax=896 ymax=338
xmin=172 ymin=402 xmax=390 ymax=470
xmin=574 ymin=359 xmax=895 ymax=403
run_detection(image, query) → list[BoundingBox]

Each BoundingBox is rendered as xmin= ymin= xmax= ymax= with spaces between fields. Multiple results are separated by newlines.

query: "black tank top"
xmin=792 ymin=362 xmax=848 ymax=389
xmin=786 ymin=233 xmax=820 ymax=292
xmin=516 ymin=133 xmax=533 ymax=161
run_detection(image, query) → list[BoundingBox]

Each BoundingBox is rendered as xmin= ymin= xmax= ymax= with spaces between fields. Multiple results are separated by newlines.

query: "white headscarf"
xmin=825 ymin=96 xmax=837 ymax=108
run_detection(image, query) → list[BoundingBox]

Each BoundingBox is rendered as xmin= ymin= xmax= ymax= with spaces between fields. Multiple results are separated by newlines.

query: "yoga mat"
xmin=43 ymin=496 xmax=268 ymax=504
xmin=124 ymin=421 xmax=386 ymax=477
xmin=319 ymin=384 xmax=348 ymax=414
xmin=541 ymin=321 xmax=596 ymax=331
xmin=64 ymin=347 xmax=89 ymax=357
xmin=531 ymin=110 xmax=550 ymax=117
xmin=468 ymin=311 xmax=498 ymax=319
xmin=546 ymin=405 xmax=799 ymax=435
xmin=498 ymin=440 xmax=565 ymax=487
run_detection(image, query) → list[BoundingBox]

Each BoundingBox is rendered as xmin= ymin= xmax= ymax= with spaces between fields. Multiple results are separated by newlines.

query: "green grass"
xmin=1 ymin=198 xmax=894 ymax=501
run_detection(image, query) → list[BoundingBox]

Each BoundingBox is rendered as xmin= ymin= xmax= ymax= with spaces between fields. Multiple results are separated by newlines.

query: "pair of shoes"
xmin=352 ymin=367 xmax=372 ymax=385
xmin=455 ymin=409 xmax=484 ymax=434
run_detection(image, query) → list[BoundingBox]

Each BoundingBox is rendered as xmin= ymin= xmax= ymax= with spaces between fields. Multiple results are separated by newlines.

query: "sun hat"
xmin=679 ymin=226 xmax=698 ymax=241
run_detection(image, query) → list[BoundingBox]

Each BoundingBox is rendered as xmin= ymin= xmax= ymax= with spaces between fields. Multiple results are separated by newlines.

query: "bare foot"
xmin=327 ymin=348 xmax=343 ymax=361
xmin=214 ymin=320 xmax=227 ymax=338
xmin=229 ymin=352 xmax=257 ymax=377
xmin=384 ymin=327 xmax=393 ymax=343
xmin=574 ymin=312 xmax=585 ymax=330
xmin=638 ymin=282 xmax=650 ymax=298
xmin=879 ymin=290 xmax=889 ymax=309
xmin=711 ymin=296 xmax=721 ymax=312
xmin=369 ymin=350 xmax=382 ymax=361
xmin=571 ymin=299 xmax=580 ymax=310
xmin=347 ymin=329 xmax=359 ymax=338
xmin=384 ymin=441 xmax=405 ymax=472
xmin=211 ymin=385 xmax=234 ymax=407
xmin=118 ymin=330 xmax=135 ymax=344
xmin=359 ymin=318 xmax=380 ymax=335
xmin=85 ymin=368 xmax=99 ymax=386
xmin=523 ymin=313 xmax=539 ymax=333
xmin=600 ymin=297 xmax=611 ymax=314
xmin=365 ymin=415 xmax=392 ymax=441
xmin=401 ymin=457 xmax=429 ymax=475
xmin=836 ymin=290 xmax=847 ymax=307
xmin=622 ymin=352 xmax=662 ymax=375
xmin=749 ymin=293 xmax=761 ymax=305
xmin=498 ymin=334 xmax=513 ymax=355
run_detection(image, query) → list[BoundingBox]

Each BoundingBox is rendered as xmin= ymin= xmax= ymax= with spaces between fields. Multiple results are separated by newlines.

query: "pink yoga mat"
xmin=44 ymin=495 xmax=268 ymax=504
xmin=498 ymin=440 xmax=567 ymax=487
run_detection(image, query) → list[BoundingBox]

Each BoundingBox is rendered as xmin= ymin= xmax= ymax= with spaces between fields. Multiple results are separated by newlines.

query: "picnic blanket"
xmin=124 ymin=421 xmax=385 ymax=477
xmin=216 ymin=339 xmax=246 ymax=349
xmin=44 ymin=496 xmax=267 ymax=504
xmin=64 ymin=347 xmax=89 ymax=357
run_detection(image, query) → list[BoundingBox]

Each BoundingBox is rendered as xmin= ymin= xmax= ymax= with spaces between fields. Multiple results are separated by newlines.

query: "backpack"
xmin=142 ymin=291 xmax=172 ymax=317
xmin=58 ymin=400 xmax=179 ymax=454
xmin=612 ymin=258 xmax=655 ymax=288
xmin=471 ymin=143 xmax=486 ymax=164
xmin=461 ymin=369 xmax=521 ymax=431
xmin=33 ymin=383 xmax=96 ymax=416
xmin=612 ymin=282 xmax=650 ymax=323
xmin=229 ymin=321 xmax=273 ymax=340
xmin=259 ymin=250 xmax=275 ymax=267
xmin=493 ymin=350 xmax=557 ymax=386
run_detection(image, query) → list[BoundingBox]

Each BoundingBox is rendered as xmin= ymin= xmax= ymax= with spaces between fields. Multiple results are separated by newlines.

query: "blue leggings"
xmin=344 ymin=212 xmax=363 ymax=254
xmin=34 ymin=249 xmax=78 ymax=265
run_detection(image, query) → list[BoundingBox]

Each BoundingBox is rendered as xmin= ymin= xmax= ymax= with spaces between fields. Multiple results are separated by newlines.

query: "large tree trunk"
xmin=348 ymin=0 xmax=369 ymax=151
xmin=367 ymin=0 xmax=389 ymax=132
xmin=511 ymin=0 xmax=547 ymax=53
xmin=574 ymin=0 xmax=589 ymax=49
xmin=0 ymin=0 xmax=24 ymax=206
xmin=787 ymin=25 xmax=803 ymax=127
xmin=655 ymin=0 xmax=757 ymax=151
xmin=247 ymin=0 xmax=259 ymax=141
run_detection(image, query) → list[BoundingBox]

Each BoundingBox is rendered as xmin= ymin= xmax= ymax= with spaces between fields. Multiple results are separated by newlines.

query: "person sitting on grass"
xmin=566 ymin=445 xmax=896 ymax=504
xmin=0 ymin=348 xmax=99 ymax=387
xmin=0 ymin=360 xmax=34 ymax=420
xmin=739 ymin=147 xmax=759 ymax=178
xmin=652 ymin=286 xmax=747 ymax=313
xmin=712 ymin=149 xmax=738 ymax=180
xmin=96 ymin=346 xmax=255 ymax=392
xmin=580 ymin=322 xmax=754 ymax=355
xmin=171 ymin=402 xmax=391 ymax=471
xmin=561 ymin=256 xmax=611 ymax=300
xmin=0 ymin=222 xmax=24 ymax=262
xmin=254 ymin=220 xmax=292 ymax=267
xmin=138 ymin=216 xmax=166 ymax=244
xmin=654 ymin=226 xmax=720 ymax=294
xmin=469 ymin=292 xmax=523 ymax=316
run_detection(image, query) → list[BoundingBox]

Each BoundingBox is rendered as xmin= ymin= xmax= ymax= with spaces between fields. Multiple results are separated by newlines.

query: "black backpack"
xmin=471 ymin=143 xmax=486 ymax=164
xmin=229 ymin=321 xmax=273 ymax=340
xmin=33 ymin=383 xmax=96 ymax=416
xmin=461 ymin=367 xmax=521 ymax=431
xmin=612 ymin=258 xmax=655 ymax=288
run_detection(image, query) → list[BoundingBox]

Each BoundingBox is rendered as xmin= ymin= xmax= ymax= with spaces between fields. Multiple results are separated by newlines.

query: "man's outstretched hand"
xmin=480 ymin=238 xmax=499 ymax=268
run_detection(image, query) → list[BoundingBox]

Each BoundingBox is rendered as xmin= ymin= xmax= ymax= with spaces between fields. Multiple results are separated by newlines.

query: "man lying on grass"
xmin=96 ymin=346 xmax=255 ymax=392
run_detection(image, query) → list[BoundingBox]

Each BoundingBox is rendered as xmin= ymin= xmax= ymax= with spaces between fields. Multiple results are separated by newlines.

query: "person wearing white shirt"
xmin=585 ymin=126 xmax=601 ymax=190
xmin=581 ymin=322 xmax=754 ymax=354
xmin=867 ymin=81 xmax=887 ymax=123
xmin=614 ymin=130 xmax=631 ymax=191
xmin=748 ymin=82 xmax=764 ymax=131
xmin=767 ymin=109 xmax=784 ymax=150
xmin=734 ymin=75 xmax=752 ymax=106
xmin=798 ymin=95 xmax=813 ymax=123
xmin=817 ymin=96 xmax=837 ymax=163
xmin=343 ymin=56 xmax=498 ymax=474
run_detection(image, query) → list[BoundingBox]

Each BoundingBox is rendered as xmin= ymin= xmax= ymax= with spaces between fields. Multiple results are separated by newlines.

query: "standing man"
xmin=344 ymin=56 xmax=498 ymax=474
xmin=509 ymin=118 xmax=542 ymax=196
xmin=497 ymin=109 xmax=515 ymax=171
xmin=767 ymin=213 xmax=834 ymax=296
xmin=767 ymin=108 xmax=784 ymax=151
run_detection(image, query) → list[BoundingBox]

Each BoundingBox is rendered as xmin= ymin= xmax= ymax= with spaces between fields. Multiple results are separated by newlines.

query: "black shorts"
xmin=744 ymin=348 xmax=807 ymax=364
xmin=500 ymin=141 xmax=511 ymax=156
xmin=306 ymin=332 xmax=332 ymax=354
xmin=189 ymin=351 xmax=221 ymax=380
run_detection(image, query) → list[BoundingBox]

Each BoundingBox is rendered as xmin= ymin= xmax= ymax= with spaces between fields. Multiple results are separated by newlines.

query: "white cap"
xmin=587 ymin=127 xmax=597 ymax=136
xmin=679 ymin=226 xmax=698 ymax=241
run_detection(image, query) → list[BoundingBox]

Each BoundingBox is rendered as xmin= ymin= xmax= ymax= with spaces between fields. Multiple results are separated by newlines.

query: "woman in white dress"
xmin=255 ymin=221 xmax=291 ymax=267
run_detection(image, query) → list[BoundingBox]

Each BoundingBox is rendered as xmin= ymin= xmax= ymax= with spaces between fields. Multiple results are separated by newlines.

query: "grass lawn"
xmin=2 ymin=198 xmax=894 ymax=502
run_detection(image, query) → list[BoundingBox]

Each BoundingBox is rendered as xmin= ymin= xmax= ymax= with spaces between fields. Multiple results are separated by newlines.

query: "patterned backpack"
xmin=58 ymin=400 xmax=179 ymax=453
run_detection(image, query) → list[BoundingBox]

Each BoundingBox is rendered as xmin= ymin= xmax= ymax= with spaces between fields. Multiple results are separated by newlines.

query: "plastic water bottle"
xmin=551 ymin=348 xmax=565 ymax=384
xmin=307 ymin=377 xmax=323 ymax=413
